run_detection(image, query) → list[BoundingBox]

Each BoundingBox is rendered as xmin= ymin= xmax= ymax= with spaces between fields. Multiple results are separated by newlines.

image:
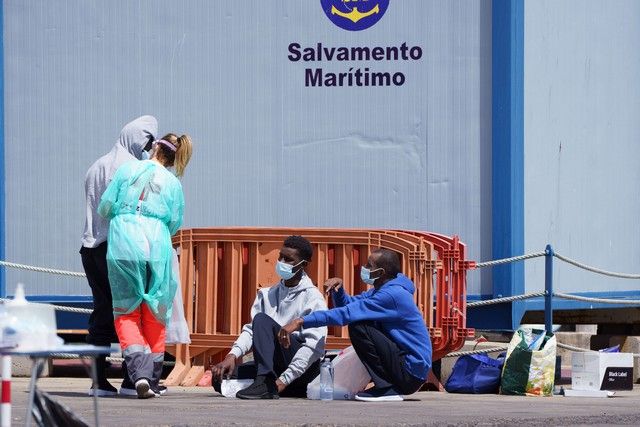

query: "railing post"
xmin=544 ymin=244 xmax=554 ymax=333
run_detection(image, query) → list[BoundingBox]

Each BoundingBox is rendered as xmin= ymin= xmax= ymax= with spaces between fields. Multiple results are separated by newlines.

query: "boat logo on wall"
xmin=321 ymin=0 xmax=389 ymax=31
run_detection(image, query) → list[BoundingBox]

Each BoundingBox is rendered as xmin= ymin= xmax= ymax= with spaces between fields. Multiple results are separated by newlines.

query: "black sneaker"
xmin=236 ymin=376 xmax=279 ymax=400
xmin=151 ymin=385 xmax=168 ymax=396
xmin=88 ymin=380 xmax=118 ymax=397
xmin=119 ymin=374 xmax=137 ymax=397
xmin=355 ymin=386 xmax=403 ymax=402
xmin=212 ymin=378 xmax=222 ymax=394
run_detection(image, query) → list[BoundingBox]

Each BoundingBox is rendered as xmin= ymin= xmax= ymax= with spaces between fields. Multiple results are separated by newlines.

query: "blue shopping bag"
xmin=445 ymin=353 xmax=505 ymax=394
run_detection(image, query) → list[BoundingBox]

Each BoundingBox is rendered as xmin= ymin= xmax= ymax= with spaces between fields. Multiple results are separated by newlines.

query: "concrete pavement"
xmin=6 ymin=377 xmax=640 ymax=426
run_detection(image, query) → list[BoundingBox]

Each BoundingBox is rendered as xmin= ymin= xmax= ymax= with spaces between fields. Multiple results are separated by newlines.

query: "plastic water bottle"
xmin=319 ymin=357 xmax=334 ymax=401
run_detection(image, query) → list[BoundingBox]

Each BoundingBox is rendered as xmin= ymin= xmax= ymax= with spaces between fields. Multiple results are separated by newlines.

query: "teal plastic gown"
xmin=98 ymin=160 xmax=184 ymax=324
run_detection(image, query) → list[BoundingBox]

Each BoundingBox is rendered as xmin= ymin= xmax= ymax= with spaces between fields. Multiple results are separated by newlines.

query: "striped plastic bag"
xmin=500 ymin=328 xmax=556 ymax=396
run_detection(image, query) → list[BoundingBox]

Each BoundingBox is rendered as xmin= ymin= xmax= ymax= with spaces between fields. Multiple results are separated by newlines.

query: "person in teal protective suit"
xmin=98 ymin=133 xmax=193 ymax=399
xmin=81 ymin=115 xmax=157 ymax=397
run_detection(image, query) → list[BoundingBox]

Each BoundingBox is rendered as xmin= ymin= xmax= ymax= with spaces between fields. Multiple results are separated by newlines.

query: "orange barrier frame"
xmin=402 ymin=232 xmax=476 ymax=360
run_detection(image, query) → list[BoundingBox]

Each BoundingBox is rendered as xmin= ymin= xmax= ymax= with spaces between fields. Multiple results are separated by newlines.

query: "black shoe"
xmin=120 ymin=369 xmax=136 ymax=396
xmin=151 ymin=385 xmax=167 ymax=396
xmin=89 ymin=355 xmax=118 ymax=396
xmin=236 ymin=376 xmax=279 ymax=400
xmin=150 ymin=361 xmax=165 ymax=395
xmin=355 ymin=386 xmax=403 ymax=402
xmin=88 ymin=380 xmax=117 ymax=397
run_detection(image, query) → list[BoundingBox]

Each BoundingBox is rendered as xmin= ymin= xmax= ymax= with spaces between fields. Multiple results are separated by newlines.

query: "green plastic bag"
xmin=500 ymin=328 xmax=556 ymax=396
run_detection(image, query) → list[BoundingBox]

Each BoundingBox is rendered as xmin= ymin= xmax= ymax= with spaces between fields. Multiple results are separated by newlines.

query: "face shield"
xmin=141 ymin=132 xmax=155 ymax=160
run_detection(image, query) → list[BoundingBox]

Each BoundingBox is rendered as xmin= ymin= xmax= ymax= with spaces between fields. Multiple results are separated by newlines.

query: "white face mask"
xmin=275 ymin=260 xmax=305 ymax=280
xmin=360 ymin=266 xmax=384 ymax=286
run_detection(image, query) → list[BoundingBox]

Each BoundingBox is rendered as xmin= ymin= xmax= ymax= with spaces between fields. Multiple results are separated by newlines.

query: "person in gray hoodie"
xmin=211 ymin=235 xmax=328 ymax=399
xmin=80 ymin=115 xmax=157 ymax=396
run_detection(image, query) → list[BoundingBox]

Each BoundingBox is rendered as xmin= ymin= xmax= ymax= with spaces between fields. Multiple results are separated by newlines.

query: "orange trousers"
xmin=114 ymin=303 xmax=166 ymax=354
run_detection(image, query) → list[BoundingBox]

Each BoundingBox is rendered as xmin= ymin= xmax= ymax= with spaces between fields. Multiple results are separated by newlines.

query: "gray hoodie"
xmin=229 ymin=274 xmax=328 ymax=385
xmin=81 ymin=116 xmax=158 ymax=248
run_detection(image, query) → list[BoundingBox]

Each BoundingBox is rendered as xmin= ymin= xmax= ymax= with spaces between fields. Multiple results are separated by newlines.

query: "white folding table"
xmin=1 ymin=344 xmax=111 ymax=427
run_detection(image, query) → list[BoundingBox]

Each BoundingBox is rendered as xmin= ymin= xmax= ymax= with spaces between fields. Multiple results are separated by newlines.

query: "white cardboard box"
xmin=571 ymin=352 xmax=633 ymax=391
xmin=564 ymin=389 xmax=615 ymax=398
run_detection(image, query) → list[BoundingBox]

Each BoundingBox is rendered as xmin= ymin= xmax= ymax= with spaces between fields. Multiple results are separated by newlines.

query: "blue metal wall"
xmin=471 ymin=0 xmax=640 ymax=329
xmin=1 ymin=1 xmax=493 ymax=297
xmin=468 ymin=0 xmax=525 ymax=330
xmin=523 ymin=1 xmax=640 ymax=301
xmin=4 ymin=1 xmax=638 ymax=331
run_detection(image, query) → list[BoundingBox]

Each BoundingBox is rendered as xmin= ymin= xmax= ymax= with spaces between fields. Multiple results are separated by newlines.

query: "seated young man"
xmin=279 ymin=248 xmax=432 ymax=402
xmin=211 ymin=235 xmax=327 ymax=399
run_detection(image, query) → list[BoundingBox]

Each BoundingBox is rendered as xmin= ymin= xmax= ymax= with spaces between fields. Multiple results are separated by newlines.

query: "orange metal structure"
xmin=402 ymin=232 xmax=476 ymax=360
xmin=165 ymin=227 xmax=473 ymax=386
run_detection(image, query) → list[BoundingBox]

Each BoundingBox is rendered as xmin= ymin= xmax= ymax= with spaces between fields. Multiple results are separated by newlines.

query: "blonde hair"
xmin=157 ymin=133 xmax=193 ymax=177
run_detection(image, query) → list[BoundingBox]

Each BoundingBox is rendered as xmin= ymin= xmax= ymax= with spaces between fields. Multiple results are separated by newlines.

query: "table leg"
xmin=1 ymin=356 xmax=11 ymax=427
xmin=25 ymin=358 xmax=43 ymax=427
xmin=89 ymin=357 xmax=100 ymax=427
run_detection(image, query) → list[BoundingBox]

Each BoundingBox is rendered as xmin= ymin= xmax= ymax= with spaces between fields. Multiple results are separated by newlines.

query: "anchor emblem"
xmin=331 ymin=4 xmax=380 ymax=23
xmin=320 ymin=0 xmax=389 ymax=31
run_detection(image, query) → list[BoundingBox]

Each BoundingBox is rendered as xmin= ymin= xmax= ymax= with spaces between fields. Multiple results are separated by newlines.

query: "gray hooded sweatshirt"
xmin=229 ymin=274 xmax=328 ymax=385
xmin=82 ymin=116 xmax=158 ymax=248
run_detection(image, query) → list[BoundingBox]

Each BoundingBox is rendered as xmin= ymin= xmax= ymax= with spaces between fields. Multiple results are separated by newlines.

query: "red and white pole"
xmin=1 ymin=356 xmax=10 ymax=427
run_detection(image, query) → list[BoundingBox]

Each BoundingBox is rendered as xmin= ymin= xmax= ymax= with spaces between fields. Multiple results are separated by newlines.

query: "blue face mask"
xmin=276 ymin=260 xmax=305 ymax=280
xmin=141 ymin=150 xmax=151 ymax=160
xmin=360 ymin=266 xmax=384 ymax=286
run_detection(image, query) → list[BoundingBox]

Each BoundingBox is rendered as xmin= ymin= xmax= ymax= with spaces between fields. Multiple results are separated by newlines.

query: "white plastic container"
xmin=5 ymin=284 xmax=62 ymax=351
xmin=0 ymin=302 xmax=18 ymax=349
xmin=307 ymin=347 xmax=371 ymax=400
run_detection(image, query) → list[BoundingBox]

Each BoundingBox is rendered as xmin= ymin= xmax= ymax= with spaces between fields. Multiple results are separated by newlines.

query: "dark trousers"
xmin=81 ymin=242 xmax=130 ymax=383
xmin=215 ymin=312 xmax=320 ymax=398
xmin=348 ymin=321 xmax=424 ymax=395
xmin=80 ymin=243 xmax=117 ymax=346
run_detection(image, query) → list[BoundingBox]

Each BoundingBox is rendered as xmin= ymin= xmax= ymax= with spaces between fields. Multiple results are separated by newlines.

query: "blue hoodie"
xmin=302 ymin=274 xmax=432 ymax=381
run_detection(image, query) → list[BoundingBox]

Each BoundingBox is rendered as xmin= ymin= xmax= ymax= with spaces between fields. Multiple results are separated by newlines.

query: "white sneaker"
xmin=135 ymin=379 xmax=156 ymax=399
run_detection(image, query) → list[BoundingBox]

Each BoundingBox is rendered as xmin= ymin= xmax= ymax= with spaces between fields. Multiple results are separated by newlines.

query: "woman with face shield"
xmin=98 ymin=133 xmax=192 ymax=399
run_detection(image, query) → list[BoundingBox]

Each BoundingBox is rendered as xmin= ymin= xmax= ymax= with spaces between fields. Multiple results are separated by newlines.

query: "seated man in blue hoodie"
xmin=211 ymin=235 xmax=328 ymax=399
xmin=279 ymin=248 xmax=432 ymax=402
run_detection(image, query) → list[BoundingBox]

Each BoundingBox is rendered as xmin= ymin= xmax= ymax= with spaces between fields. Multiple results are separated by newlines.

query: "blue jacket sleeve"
xmin=303 ymin=289 xmax=399 ymax=328
xmin=331 ymin=287 xmax=353 ymax=307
